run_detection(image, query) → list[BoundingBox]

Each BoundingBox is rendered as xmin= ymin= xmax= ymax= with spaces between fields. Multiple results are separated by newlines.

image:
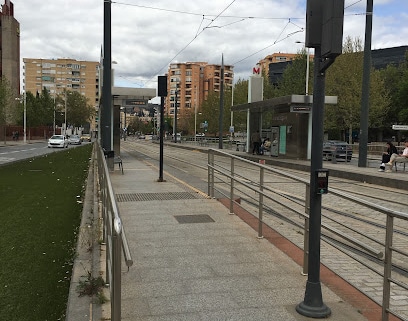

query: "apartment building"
xmin=23 ymin=58 xmax=100 ymax=108
xmin=258 ymin=53 xmax=298 ymax=74
xmin=0 ymin=0 xmax=20 ymax=97
xmin=166 ymin=62 xmax=234 ymax=117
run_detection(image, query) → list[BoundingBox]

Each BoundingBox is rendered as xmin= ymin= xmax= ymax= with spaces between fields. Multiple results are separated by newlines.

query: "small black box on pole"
xmin=321 ymin=0 xmax=345 ymax=59
xmin=305 ymin=0 xmax=322 ymax=48
xmin=158 ymin=76 xmax=167 ymax=97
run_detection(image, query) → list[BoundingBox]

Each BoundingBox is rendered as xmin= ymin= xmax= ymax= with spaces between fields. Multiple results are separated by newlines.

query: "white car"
xmin=48 ymin=135 xmax=68 ymax=148
xmin=68 ymin=134 xmax=81 ymax=145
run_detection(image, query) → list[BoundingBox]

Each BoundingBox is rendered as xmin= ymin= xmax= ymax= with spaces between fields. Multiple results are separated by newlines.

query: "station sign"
xmin=290 ymin=105 xmax=312 ymax=113
xmin=392 ymin=125 xmax=408 ymax=130
xmin=125 ymin=99 xmax=148 ymax=107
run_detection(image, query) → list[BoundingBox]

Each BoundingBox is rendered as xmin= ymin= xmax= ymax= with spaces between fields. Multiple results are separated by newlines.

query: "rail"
xmin=95 ymin=141 xmax=133 ymax=321
xmin=207 ymin=148 xmax=408 ymax=321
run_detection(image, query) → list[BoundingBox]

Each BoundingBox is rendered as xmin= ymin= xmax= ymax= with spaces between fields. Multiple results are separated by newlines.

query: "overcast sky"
xmin=11 ymin=0 xmax=408 ymax=98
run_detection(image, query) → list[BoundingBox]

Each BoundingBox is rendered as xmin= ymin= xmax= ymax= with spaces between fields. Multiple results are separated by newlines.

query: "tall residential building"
xmin=258 ymin=53 xmax=298 ymax=74
xmin=0 ymin=0 xmax=20 ymax=97
xmin=165 ymin=62 xmax=234 ymax=117
xmin=23 ymin=58 xmax=100 ymax=108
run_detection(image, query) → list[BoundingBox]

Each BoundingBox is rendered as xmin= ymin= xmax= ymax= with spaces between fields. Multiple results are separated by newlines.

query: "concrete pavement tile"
xmin=147 ymin=293 xmax=240 ymax=315
xmin=188 ymin=275 xmax=265 ymax=293
xmin=199 ymin=307 xmax=299 ymax=321
xmin=210 ymin=261 xmax=286 ymax=277
xmin=122 ymin=313 xmax=202 ymax=321
xmin=137 ymin=265 xmax=216 ymax=283
xmin=122 ymin=280 xmax=189 ymax=298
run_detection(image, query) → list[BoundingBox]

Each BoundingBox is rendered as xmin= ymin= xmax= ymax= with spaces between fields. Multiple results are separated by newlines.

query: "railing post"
xmin=229 ymin=157 xmax=234 ymax=214
xmin=112 ymin=217 xmax=122 ymax=321
xmin=208 ymin=151 xmax=215 ymax=198
xmin=382 ymin=215 xmax=394 ymax=321
xmin=303 ymin=184 xmax=310 ymax=275
xmin=258 ymin=166 xmax=264 ymax=238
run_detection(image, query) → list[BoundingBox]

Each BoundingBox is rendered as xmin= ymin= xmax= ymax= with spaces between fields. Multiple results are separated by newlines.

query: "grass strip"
xmin=0 ymin=144 xmax=93 ymax=321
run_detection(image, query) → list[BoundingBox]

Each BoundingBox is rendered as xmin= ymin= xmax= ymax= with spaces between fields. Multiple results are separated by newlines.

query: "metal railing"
xmin=95 ymin=142 xmax=133 ymax=321
xmin=207 ymin=148 xmax=408 ymax=321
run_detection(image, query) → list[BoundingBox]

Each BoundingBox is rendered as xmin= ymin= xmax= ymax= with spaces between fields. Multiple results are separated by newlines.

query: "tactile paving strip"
xmin=115 ymin=192 xmax=204 ymax=202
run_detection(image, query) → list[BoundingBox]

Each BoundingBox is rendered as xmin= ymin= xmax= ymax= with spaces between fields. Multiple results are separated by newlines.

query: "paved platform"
xmin=107 ymin=149 xmax=399 ymax=321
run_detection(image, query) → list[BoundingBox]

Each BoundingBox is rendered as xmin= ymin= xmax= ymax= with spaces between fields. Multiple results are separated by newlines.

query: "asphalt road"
xmin=0 ymin=140 xmax=92 ymax=166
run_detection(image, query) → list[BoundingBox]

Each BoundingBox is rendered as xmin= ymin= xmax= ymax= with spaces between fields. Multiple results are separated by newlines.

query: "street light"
xmin=296 ymin=41 xmax=310 ymax=95
xmin=15 ymin=91 xmax=27 ymax=143
xmin=296 ymin=41 xmax=312 ymax=160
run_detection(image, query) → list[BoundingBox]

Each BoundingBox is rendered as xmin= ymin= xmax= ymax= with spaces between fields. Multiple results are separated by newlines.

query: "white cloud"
xmin=10 ymin=0 xmax=408 ymax=92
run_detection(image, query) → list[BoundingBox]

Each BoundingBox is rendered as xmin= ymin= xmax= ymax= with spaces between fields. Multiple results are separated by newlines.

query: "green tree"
xmin=274 ymin=51 xmax=312 ymax=96
xmin=325 ymin=36 xmax=390 ymax=142
xmin=56 ymin=90 xmax=95 ymax=128
xmin=0 ymin=77 xmax=14 ymax=126
xmin=381 ymin=52 xmax=408 ymax=130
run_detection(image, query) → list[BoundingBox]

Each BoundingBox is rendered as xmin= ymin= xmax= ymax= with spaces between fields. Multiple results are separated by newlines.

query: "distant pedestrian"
xmin=251 ymin=130 xmax=262 ymax=155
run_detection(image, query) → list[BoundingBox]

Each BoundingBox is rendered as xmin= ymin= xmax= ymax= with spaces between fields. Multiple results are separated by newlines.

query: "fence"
xmin=207 ymin=148 xmax=408 ymax=321
xmin=95 ymin=141 xmax=133 ymax=321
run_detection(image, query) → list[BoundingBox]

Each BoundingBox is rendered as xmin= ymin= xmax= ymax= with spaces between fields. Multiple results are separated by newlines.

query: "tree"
xmin=56 ymin=90 xmax=95 ymax=128
xmin=274 ymin=51 xmax=312 ymax=96
xmin=325 ymin=36 xmax=390 ymax=142
xmin=0 ymin=77 xmax=14 ymax=126
xmin=381 ymin=52 xmax=408 ymax=131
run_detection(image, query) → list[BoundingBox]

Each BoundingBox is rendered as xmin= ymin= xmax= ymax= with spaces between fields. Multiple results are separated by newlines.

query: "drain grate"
xmin=174 ymin=214 xmax=214 ymax=224
xmin=116 ymin=192 xmax=202 ymax=202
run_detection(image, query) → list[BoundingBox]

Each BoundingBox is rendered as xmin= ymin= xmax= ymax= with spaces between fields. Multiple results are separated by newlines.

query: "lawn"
xmin=0 ymin=144 xmax=93 ymax=321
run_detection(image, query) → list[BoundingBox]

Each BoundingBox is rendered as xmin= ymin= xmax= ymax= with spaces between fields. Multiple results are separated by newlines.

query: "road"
xmin=0 ymin=140 xmax=92 ymax=166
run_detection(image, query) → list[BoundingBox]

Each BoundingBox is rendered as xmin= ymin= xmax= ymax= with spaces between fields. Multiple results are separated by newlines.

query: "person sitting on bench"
xmin=378 ymin=141 xmax=397 ymax=172
xmin=260 ymin=138 xmax=271 ymax=155
xmin=386 ymin=139 xmax=408 ymax=172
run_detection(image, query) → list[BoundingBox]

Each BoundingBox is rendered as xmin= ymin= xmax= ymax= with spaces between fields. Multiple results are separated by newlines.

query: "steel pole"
xmin=102 ymin=0 xmax=112 ymax=151
xmin=23 ymin=91 xmax=26 ymax=143
xmin=358 ymin=0 xmax=373 ymax=167
xmin=296 ymin=46 xmax=331 ymax=318
xmin=174 ymin=88 xmax=178 ymax=143
xmin=159 ymin=96 xmax=164 ymax=181
xmin=218 ymin=54 xmax=224 ymax=149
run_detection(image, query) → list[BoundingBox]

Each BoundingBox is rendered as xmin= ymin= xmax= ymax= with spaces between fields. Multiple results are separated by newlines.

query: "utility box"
xmin=316 ymin=169 xmax=329 ymax=194
xmin=271 ymin=140 xmax=279 ymax=157
xmin=305 ymin=0 xmax=322 ymax=48
xmin=321 ymin=0 xmax=345 ymax=59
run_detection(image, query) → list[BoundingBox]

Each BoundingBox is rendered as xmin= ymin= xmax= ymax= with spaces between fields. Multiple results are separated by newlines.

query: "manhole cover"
xmin=174 ymin=214 xmax=215 ymax=224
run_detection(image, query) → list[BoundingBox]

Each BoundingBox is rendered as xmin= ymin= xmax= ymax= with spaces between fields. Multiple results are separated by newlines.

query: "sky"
xmin=10 ymin=0 xmax=408 ymax=102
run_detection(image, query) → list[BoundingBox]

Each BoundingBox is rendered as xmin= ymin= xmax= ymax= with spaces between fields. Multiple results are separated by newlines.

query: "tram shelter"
xmin=112 ymin=87 xmax=156 ymax=156
xmin=231 ymin=94 xmax=337 ymax=159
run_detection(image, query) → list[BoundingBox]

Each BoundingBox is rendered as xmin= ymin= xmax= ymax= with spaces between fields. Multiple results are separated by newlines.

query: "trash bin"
xmin=271 ymin=140 xmax=278 ymax=157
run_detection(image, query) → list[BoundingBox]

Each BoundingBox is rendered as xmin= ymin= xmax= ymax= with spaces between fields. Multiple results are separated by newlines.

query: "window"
xmin=186 ymin=70 xmax=192 ymax=76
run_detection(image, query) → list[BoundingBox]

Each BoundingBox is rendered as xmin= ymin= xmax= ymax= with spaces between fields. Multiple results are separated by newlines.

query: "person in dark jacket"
xmin=379 ymin=141 xmax=398 ymax=172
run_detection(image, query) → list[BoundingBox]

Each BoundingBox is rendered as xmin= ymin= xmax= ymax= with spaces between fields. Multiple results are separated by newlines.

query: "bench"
xmin=103 ymin=149 xmax=124 ymax=174
xmin=394 ymin=159 xmax=407 ymax=172
xmin=114 ymin=156 xmax=124 ymax=174
xmin=199 ymin=139 xmax=209 ymax=147
xmin=236 ymin=142 xmax=246 ymax=151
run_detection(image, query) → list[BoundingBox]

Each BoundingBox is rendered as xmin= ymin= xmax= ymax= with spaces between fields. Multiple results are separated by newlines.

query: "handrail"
xmin=95 ymin=141 xmax=133 ymax=321
xmin=207 ymin=148 xmax=408 ymax=321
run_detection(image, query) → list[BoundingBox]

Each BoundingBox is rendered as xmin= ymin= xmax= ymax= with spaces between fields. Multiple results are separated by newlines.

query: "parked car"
xmin=48 ymin=135 xmax=68 ymax=148
xmin=80 ymin=133 xmax=91 ymax=142
xmin=68 ymin=134 xmax=81 ymax=145
xmin=323 ymin=140 xmax=352 ymax=161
